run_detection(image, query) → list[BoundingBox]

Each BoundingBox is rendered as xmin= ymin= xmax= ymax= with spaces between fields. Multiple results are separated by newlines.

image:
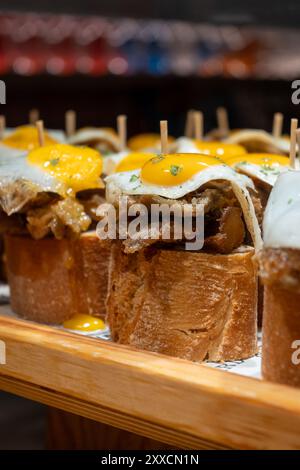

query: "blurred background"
xmin=0 ymin=0 xmax=300 ymax=449
xmin=0 ymin=1 xmax=300 ymax=136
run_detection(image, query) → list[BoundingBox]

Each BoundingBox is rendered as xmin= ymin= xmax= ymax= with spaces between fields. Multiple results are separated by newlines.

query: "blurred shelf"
xmin=1 ymin=0 xmax=300 ymax=27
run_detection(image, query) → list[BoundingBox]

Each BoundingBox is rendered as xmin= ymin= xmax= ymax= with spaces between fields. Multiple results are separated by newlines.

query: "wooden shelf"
xmin=0 ymin=309 xmax=300 ymax=450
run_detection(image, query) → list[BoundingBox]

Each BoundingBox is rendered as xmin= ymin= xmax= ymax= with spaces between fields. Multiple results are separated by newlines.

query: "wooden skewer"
xmin=65 ymin=110 xmax=76 ymax=138
xmin=184 ymin=109 xmax=195 ymax=138
xmin=0 ymin=115 xmax=6 ymax=140
xmin=36 ymin=120 xmax=45 ymax=147
xmin=272 ymin=112 xmax=283 ymax=139
xmin=193 ymin=111 xmax=203 ymax=140
xmin=29 ymin=109 xmax=39 ymax=125
xmin=216 ymin=107 xmax=229 ymax=137
xmin=289 ymin=118 xmax=298 ymax=169
xmin=160 ymin=120 xmax=169 ymax=155
xmin=117 ymin=115 xmax=127 ymax=151
xmin=296 ymin=129 xmax=300 ymax=166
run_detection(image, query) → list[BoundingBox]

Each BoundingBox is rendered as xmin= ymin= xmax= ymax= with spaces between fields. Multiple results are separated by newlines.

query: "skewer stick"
xmin=0 ymin=115 xmax=6 ymax=140
xmin=184 ymin=109 xmax=195 ymax=138
xmin=29 ymin=108 xmax=39 ymax=125
xmin=216 ymin=107 xmax=229 ymax=137
xmin=117 ymin=114 xmax=127 ymax=151
xmin=36 ymin=120 xmax=45 ymax=147
xmin=160 ymin=120 xmax=169 ymax=155
xmin=296 ymin=129 xmax=300 ymax=166
xmin=289 ymin=118 xmax=298 ymax=169
xmin=65 ymin=110 xmax=76 ymax=138
xmin=272 ymin=112 xmax=283 ymax=139
xmin=193 ymin=111 xmax=203 ymax=140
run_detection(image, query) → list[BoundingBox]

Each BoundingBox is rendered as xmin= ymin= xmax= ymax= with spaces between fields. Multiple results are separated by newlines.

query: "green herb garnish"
xmin=151 ymin=155 xmax=165 ymax=164
xmin=130 ymin=174 xmax=139 ymax=183
xmin=170 ymin=164 xmax=182 ymax=176
xmin=288 ymin=198 xmax=293 ymax=205
xmin=49 ymin=158 xmax=60 ymax=166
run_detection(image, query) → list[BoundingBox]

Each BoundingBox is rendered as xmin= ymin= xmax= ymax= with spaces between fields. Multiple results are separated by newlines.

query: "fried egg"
xmin=105 ymin=153 xmax=262 ymax=250
xmin=128 ymin=133 xmax=175 ymax=152
xmin=0 ymin=125 xmax=65 ymax=159
xmin=175 ymin=137 xmax=247 ymax=159
xmin=225 ymin=153 xmax=290 ymax=186
xmin=0 ymin=144 xmax=103 ymax=214
xmin=263 ymin=170 xmax=300 ymax=249
xmin=106 ymin=154 xmax=252 ymax=199
xmin=2 ymin=125 xmax=59 ymax=150
xmin=68 ymin=127 xmax=121 ymax=153
xmin=224 ymin=129 xmax=291 ymax=155
xmin=27 ymin=144 xmax=104 ymax=194
xmin=103 ymin=150 xmax=156 ymax=175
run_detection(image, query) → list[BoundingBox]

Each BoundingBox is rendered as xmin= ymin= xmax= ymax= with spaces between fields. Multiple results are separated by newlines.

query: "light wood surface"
xmin=1 ymin=310 xmax=300 ymax=449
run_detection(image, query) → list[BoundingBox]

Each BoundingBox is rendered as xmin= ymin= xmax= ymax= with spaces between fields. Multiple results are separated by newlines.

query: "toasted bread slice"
xmin=262 ymin=284 xmax=300 ymax=387
xmin=107 ymin=242 xmax=258 ymax=362
xmin=5 ymin=232 xmax=111 ymax=324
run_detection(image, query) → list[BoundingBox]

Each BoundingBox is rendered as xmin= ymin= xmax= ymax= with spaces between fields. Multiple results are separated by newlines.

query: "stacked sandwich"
xmin=0 ymin=118 xmax=112 ymax=326
xmin=104 ymin=121 xmax=263 ymax=361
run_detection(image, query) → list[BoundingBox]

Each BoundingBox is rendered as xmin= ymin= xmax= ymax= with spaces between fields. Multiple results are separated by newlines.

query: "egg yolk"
xmin=27 ymin=144 xmax=103 ymax=194
xmin=225 ymin=153 xmax=289 ymax=168
xmin=194 ymin=140 xmax=247 ymax=158
xmin=141 ymin=153 xmax=224 ymax=186
xmin=63 ymin=314 xmax=105 ymax=332
xmin=128 ymin=133 xmax=174 ymax=151
xmin=2 ymin=125 xmax=57 ymax=151
xmin=114 ymin=152 xmax=156 ymax=173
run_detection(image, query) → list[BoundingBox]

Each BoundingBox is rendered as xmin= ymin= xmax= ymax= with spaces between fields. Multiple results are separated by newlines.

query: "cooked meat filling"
xmin=113 ymin=181 xmax=260 ymax=254
xmin=0 ymin=185 xmax=105 ymax=239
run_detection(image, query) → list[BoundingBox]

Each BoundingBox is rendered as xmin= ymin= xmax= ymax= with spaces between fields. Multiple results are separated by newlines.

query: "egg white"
xmin=173 ymin=137 xmax=200 ymax=154
xmin=0 ymin=154 xmax=66 ymax=212
xmin=224 ymin=129 xmax=291 ymax=154
xmin=0 ymin=144 xmax=25 ymax=158
xmin=103 ymin=150 xmax=130 ymax=175
xmin=234 ymin=161 xmax=290 ymax=186
xmin=68 ymin=128 xmax=120 ymax=153
xmin=263 ymin=170 xmax=300 ymax=249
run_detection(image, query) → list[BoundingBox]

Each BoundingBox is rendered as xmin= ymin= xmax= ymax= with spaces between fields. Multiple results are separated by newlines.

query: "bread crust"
xmin=5 ymin=233 xmax=111 ymax=324
xmin=107 ymin=242 xmax=258 ymax=362
xmin=262 ymin=284 xmax=300 ymax=387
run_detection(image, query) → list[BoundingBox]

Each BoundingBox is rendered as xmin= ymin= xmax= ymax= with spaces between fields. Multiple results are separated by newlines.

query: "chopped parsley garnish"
xmin=130 ymin=174 xmax=139 ymax=183
xmin=151 ymin=155 xmax=165 ymax=164
xmin=170 ymin=165 xmax=182 ymax=176
xmin=49 ymin=158 xmax=60 ymax=166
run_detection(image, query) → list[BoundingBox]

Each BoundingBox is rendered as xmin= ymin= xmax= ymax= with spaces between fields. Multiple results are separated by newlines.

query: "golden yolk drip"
xmin=194 ymin=140 xmax=247 ymax=158
xmin=225 ymin=153 xmax=289 ymax=168
xmin=141 ymin=153 xmax=224 ymax=186
xmin=128 ymin=133 xmax=174 ymax=151
xmin=27 ymin=144 xmax=103 ymax=194
xmin=63 ymin=314 xmax=105 ymax=332
xmin=114 ymin=152 xmax=156 ymax=173
xmin=2 ymin=125 xmax=57 ymax=151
